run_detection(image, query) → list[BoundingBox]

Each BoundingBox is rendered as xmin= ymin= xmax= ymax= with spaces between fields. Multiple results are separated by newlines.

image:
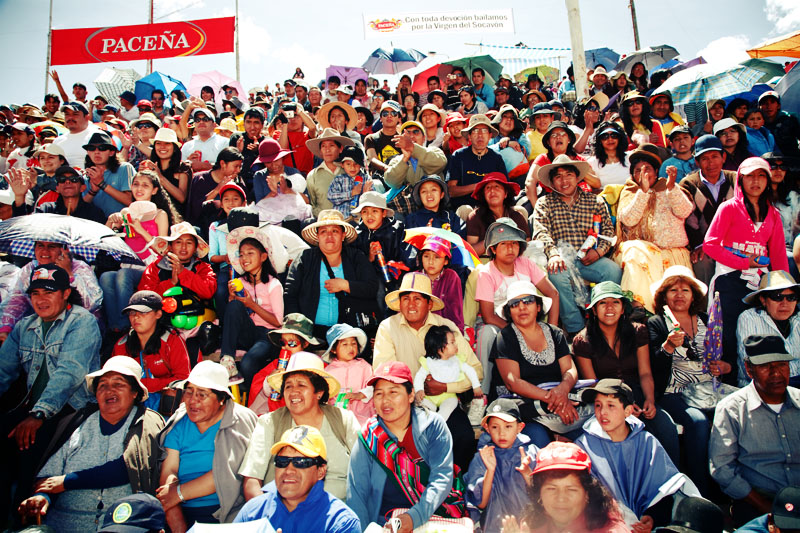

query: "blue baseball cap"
xmin=694 ymin=134 xmax=724 ymax=159
xmin=99 ymin=493 xmax=166 ymax=533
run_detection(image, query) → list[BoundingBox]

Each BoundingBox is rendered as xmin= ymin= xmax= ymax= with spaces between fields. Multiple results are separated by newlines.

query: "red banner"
xmin=50 ymin=17 xmax=235 ymax=66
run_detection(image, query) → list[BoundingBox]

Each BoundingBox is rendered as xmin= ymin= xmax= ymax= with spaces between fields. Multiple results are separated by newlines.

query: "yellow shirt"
xmin=526 ymin=130 xmax=547 ymax=161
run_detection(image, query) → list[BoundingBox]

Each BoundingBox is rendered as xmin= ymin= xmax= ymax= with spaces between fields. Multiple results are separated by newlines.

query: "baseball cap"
xmin=60 ymin=101 xmax=89 ymax=114
xmin=27 ymin=264 xmax=70 ymax=293
xmin=693 ymin=134 xmax=724 ymax=159
xmin=532 ymin=441 xmax=591 ymax=475
xmin=99 ymin=493 xmax=165 ymax=533
xmin=119 ymin=91 xmax=136 ymax=105
xmin=284 ymin=79 xmax=297 ymax=87
xmin=270 ymin=425 xmax=327 ymax=461
xmin=738 ymin=156 xmax=772 ymax=178
xmin=121 ymin=290 xmax=162 ymax=314
xmin=380 ymin=100 xmax=402 ymax=114
xmin=367 ymin=361 xmax=413 ymax=387
xmin=136 ymin=99 xmax=152 ymax=109
xmin=773 ymin=486 xmax=800 ymax=530
xmin=481 ymin=398 xmax=522 ymax=425
xmin=3 ymin=123 xmax=34 ymax=136
xmin=191 ymin=107 xmax=216 ymax=121
xmin=54 ymin=165 xmax=81 ymax=180
xmin=667 ymin=125 xmax=691 ymax=140
xmin=580 ymin=378 xmax=634 ymax=405
xmin=743 ymin=334 xmax=794 ymax=365
xmin=759 ymin=90 xmax=780 ymax=104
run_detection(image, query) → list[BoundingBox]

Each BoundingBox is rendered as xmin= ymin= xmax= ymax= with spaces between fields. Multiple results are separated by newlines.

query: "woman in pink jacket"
xmin=703 ymin=156 xmax=789 ymax=383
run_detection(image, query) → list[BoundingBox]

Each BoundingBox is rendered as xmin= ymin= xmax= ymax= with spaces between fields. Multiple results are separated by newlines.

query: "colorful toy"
xmin=161 ymin=286 xmax=216 ymax=330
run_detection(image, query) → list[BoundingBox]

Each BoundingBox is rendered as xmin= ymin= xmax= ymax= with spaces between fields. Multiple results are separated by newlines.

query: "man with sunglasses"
xmin=234 ymin=426 xmax=360 ymax=532
xmin=20 ymin=165 xmax=105 ymax=223
xmin=180 ymin=105 xmax=227 ymax=172
xmin=365 ymin=101 xmax=402 ymax=175
xmin=52 ymin=101 xmax=100 ymax=168
xmin=445 ymin=67 xmax=468 ymax=111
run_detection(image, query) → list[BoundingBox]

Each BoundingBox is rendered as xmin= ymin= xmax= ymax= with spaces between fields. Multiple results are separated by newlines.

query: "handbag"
xmin=680 ymin=381 xmax=739 ymax=411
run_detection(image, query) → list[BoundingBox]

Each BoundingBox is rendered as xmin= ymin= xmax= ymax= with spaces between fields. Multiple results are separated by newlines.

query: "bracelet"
xmin=177 ymin=484 xmax=185 ymax=503
xmin=98 ymin=181 xmax=108 ymax=191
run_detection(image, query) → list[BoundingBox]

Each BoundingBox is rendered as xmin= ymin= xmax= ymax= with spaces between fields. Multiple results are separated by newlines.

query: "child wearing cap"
xmin=404 ymin=175 xmax=466 ymax=238
xmin=323 ymin=323 xmax=375 ymax=425
xmin=414 ymin=235 xmax=464 ymax=331
xmin=658 ymin=126 xmax=697 ymax=182
xmin=464 ymin=398 xmax=537 ymax=533
xmin=208 ymin=183 xmax=247 ymax=316
xmin=327 ymin=145 xmax=372 ymax=219
xmin=575 ymin=379 xmax=700 ymax=530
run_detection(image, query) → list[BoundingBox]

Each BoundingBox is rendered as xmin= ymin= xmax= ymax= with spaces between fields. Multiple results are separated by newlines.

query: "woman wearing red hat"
xmin=465 ymin=172 xmax=529 ymax=257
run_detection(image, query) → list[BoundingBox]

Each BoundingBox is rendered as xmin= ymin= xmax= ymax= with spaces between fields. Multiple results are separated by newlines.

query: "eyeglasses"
xmin=281 ymin=340 xmax=300 ymax=348
xmin=274 ymin=455 xmax=322 ymax=469
xmin=184 ymin=388 xmax=213 ymax=402
xmin=766 ymin=292 xmax=799 ymax=303
xmin=86 ymin=146 xmax=110 ymax=152
xmin=194 ymin=116 xmax=214 ymax=123
xmin=507 ymin=295 xmax=537 ymax=309
xmin=136 ymin=123 xmax=155 ymax=129
xmin=381 ymin=111 xmax=399 ymax=118
xmin=549 ymin=131 xmax=569 ymax=138
xmin=56 ymin=175 xmax=83 ymax=184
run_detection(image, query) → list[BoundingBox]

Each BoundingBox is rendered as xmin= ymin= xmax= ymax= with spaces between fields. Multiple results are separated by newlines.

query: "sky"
xmin=0 ymin=0 xmax=798 ymax=105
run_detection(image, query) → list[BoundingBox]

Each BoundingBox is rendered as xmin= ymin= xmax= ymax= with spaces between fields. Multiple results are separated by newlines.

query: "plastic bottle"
xmin=351 ymin=174 xmax=364 ymax=209
xmin=270 ymin=349 xmax=292 ymax=401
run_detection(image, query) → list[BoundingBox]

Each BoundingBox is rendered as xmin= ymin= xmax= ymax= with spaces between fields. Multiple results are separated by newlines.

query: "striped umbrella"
xmin=362 ymin=47 xmax=427 ymax=75
xmin=703 ymin=291 xmax=723 ymax=391
xmin=94 ymin=67 xmax=141 ymax=108
xmin=653 ymin=62 xmax=765 ymax=106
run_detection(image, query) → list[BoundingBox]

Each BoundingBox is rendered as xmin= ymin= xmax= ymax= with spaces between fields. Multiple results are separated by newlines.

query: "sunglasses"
xmin=381 ymin=111 xmax=399 ymax=118
xmin=281 ymin=340 xmax=299 ymax=348
xmin=274 ymin=455 xmax=322 ymax=469
xmin=598 ymin=133 xmax=618 ymax=141
xmin=86 ymin=146 xmax=111 ymax=152
xmin=405 ymin=129 xmax=423 ymax=135
xmin=586 ymin=105 xmax=600 ymax=112
xmin=136 ymin=123 xmax=156 ymax=129
xmin=508 ymin=295 xmax=538 ymax=309
xmin=194 ymin=116 xmax=214 ymax=123
xmin=766 ymin=292 xmax=799 ymax=303
xmin=771 ymin=164 xmax=798 ymax=172
xmin=56 ymin=175 xmax=82 ymax=184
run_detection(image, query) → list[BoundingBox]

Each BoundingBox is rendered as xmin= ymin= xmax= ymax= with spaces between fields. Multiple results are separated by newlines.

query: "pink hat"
xmin=738 ymin=157 xmax=772 ymax=179
xmin=420 ymin=235 xmax=452 ymax=259
xmin=367 ymin=361 xmax=413 ymax=387
xmin=220 ymin=182 xmax=247 ymax=201
xmin=533 ymin=441 xmax=591 ymax=475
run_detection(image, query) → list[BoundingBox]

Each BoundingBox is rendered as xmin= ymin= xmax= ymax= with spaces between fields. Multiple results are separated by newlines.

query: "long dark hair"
xmin=739 ymin=170 xmax=772 ymax=223
xmin=132 ymin=170 xmax=181 ymax=226
xmin=727 ymin=129 xmax=753 ymax=165
xmin=212 ymin=147 xmax=244 ymax=171
xmin=239 ymin=237 xmax=278 ymax=285
xmin=149 ymin=141 xmax=183 ymax=174
xmin=84 ymin=148 xmax=121 ymax=172
xmin=124 ymin=312 xmax=174 ymax=359
xmin=620 ymin=98 xmax=654 ymax=139
xmin=592 ymin=121 xmax=628 ymax=167
xmin=526 ymin=469 xmax=619 ymax=531
xmin=584 ymin=298 xmax=637 ymax=359
xmin=629 ymin=62 xmax=649 ymax=93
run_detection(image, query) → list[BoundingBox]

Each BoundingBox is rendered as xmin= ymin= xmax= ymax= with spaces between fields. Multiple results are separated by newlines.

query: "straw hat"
xmin=301 ymin=209 xmax=357 ymax=245
xmin=384 ymin=272 xmax=444 ymax=312
xmin=416 ymin=103 xmax=446 ymax=128
xmin=215 ymin=117 xmax=238 ymax=134
xmin=86 ymin=356 xmax=149 ymax=401
xmin=537 ymin=154 xmax=592 ymax=191
xmin=318 ymin=101 xmax=357 ymax=130
xmin=743 ymin=270 xmax=800 ymax=305
xmin=460 ymin=114 xmax=498 ymax=137
xmin=266 ymin=351 xmax=341 ymax=398
xmin=149 ymin=222 xmax=210 ymax=258
xmin=305 ymin=128 xmax=355 ymax=159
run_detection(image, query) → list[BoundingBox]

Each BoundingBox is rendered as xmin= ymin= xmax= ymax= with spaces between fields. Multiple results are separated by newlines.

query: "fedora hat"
xmin=460 ymin=114 xmax=498 ymax=137
xmin=254 ymin=138 xmax=293 ymax=166
xmin=305 ymin=127 xmax=355 ymax=159
xmin=267 ymin=313 xmax=321 ymax=347
xmin=86 ymin=356 xmax=149 ymax=401
xmin=301 ymin=209 xmax=357 ymax=245
xmin=385 ymin=272 xmax=444 ymax=312
xmin=537 ymin=154 xmax=592 ymax=191
xmin=149 ymin=221 xmax=210 ymax=258
xmin=266 ymin=351 xmax=341 ymax=398
xmin=743 ymin=270 xmax=800 ymax=305
xmin=318 ymin=101 xmax=357 ymax=131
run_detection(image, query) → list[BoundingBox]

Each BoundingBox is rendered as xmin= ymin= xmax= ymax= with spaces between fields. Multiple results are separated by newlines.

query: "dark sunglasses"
xmin=405 ymin=128 xmax=423 ymax=135
xmin=586 ymin=105 xmax=600 ymax=112
xmin=381 ymin=111 xmax=399 ymax=118
xmin=86 ymin=145 xmax=111 ymax=152
xmin=771 ymin=163 xmax=799 ymax=172
xmin=194 ymin=116 xmax=214 ymax=123
xmin=598 ymin=133 xmax=618 ymax=141
xmin=56 ymin=175 xmax=82 ymax=184
xmin=136 ymin=123 xmax=156 ymax=129
xmin=281 ymin=340 xmax=299 ymax=348
xmin=766 ymin=292 xmax=799 ymax=303
xmin=274 ymin=455 xmax=322 ymax=469
xmin=508 ymin=295 xmax=537 ymax=309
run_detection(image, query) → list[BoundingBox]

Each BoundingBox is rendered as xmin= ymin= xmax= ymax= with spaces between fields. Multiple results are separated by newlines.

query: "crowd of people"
xmin=0 ymin=60 xmax=799 ymax=533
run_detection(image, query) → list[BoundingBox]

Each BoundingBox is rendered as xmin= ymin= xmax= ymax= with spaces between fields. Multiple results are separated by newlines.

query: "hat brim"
xmin=269 ymin=440 xmax=324 ymax=460
xmin=531 ymin=462 xmax=589 ymax=475
xmin=318 ymin=102 xmax=358 ymax=131
xmin=481 ymin=412 xmax=520 ymax=425
xmin=300 ymin=219 xmax=358 ymax=246
xmin=384 ymin=288 xmax=445 ymax=312
xmin=587 ymin=289 xmax=628 ymax=309
xmin=416 ymin=106 xmax=446 ymax=128
xmin=305 ymin=134 xmax=355 ymax=159
xmin=86 ymin=365 xmax=149 ymax=402
xmin=150 ymin=231 xmax=210 ymax=258
xmin=461 ymin=121 xmax=498 ymax=137
xmin=366 ymin=373 xmax=411 ymax=387
xmin=651 ymin=272 xmax=708 ymax=300
xmin=472 ymin=177 xmax=521 ymax=200
xmin=121 ymin=304 xmax=159 ymax=314
xmin=412 ymin=176 xmax=450 ymax=208
xmin=322 ymin=328 xmax=368 ymax=361
xmin=226 ymin=226 xmax=282 ymax=275
xmin=746 ymin=352 xmax=795 ymax=365
xmin=266 ymin=367 xmax=341 ymax=398
xmin=267 ymin=327 xmax=321 ymax=346
xmin=494 ymin=293 xmax=552 ymax=319
xmin=743 ymin=282 xmax=800 ymax=305
xmin=537 ymin=159 xmax=592 ymax=191
xmin=351 ymin=201 xmax=394 ymax=218
xmin=179 ymin=375 xmax=234 ymax=399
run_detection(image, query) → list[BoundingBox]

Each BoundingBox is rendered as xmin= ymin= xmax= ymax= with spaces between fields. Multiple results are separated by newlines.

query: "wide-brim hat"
xmin=215 ymin=117 xmax=238 ymax=133
xmin=226 ymin=225 xmax=284 ymax=276
xmin=149 ymin=221 xmax=210 ymax=258
xmin=179 ymin=360 xmax=233 ymax=399
xmin=650 ymin=265 xmax=707 ymax=302
xmin=318 ymin=101 xmax=357 ymax=130
xmin=267 ymin=313 xmax=321 ymax=346
xmin=496 ymin=279 xmax=552 ymax=317
xmin=412 ymin=175 xmax=449 ymax=208
xmin=353 ymin=104 xmax=373 ymax=126
xmin=472 ymin=171 xmax=520 ymax=200
xmin=385 ymin=272 xmax=444 ymax=312
xmin=266 ymin=351 xmax=341 ymax=398
xmin=485 ymin=217 xmax=527 ymax=252
xmin=152 ymin=128 xmax=181 ymax=148
xmin=591 ymin=66 xmax=609 ymax=82
xmin=587 ymin=92 xmax=610 ymax=111
xmin=541 ymin=120 xmax=576 ymax=148
xmin=743 ymin=270 xmax=800 ymax=305
xmin=255 ymin=138 xmax=293 ymax=165
xmin=628 ymin=143 xmax=663 ymax=171
xmin=588 ymin=281 xmax=628 ymax=309
xmin=86 ymin=356 xmax=149 ymax=401
xmin=301 ymin=209 xmax=357 ymax=245
xmin=351 ymin=190 xmax=394 ymax=217
xmin=712 ymin=117 xmax=746 ymax=138
xmin=460 ymin=114 xmax=498 ymax=137
xmin=305 ymin=127 xmax=355 ymax=159
xmin=130 ymin=113 xmax=162 ymax=130
xmin=537 ymin=153 xmax=592 ymax=191
xmin=621 ymin=90 xmax=647 ymax=105
xmin=322 ymin=323 xmax=367 ymax=361
xmin=416 ymin=103 xmax=446 ymax=128
xmin=522 ymin=90 xmax=548 ymax=107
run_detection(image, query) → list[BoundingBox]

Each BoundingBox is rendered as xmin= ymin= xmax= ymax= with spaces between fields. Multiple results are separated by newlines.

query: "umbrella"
xmin=653 ymin=62 xmax=765 ymax=106
xmin=410 ymin=63 xmax=454 ymax=94
xmin=444 ymin=55 xmax=504 ymax=87
xmin=404 ymin=227 xmax=480 ymax=268
xmin=187 ymin=71 xmax=245 ymax=114
xmin=703 ymin=291 xmax=723 ymax=391
xmin=30 ymin=120 xmax=68 ymax=136
xmin=515 ymin=65 xmax=560 ymax=85
xmin=741 ymin=58 xmax=787 ymax=84
xmin=324 ymin=65 xmax=369 ymax=87
xmin=747 ymin=29 xmax=800 ymax=59
xmin=585 ymin=47 xmax=620 ymax=71
xmin=362 ymin=47 xmax=426 ymax=75
xmin=721 ymin=83 xmax=773 ymax=106
xmin=776 ymin=62 xmax=800 ymax=116
xmin=135 ymin=72 xmax=187 ymax=109
xmin=94 ymin=67 xmax=141 ymax=108
xmin=614 ymin=44 xmax=680 ymax=73
xmin=0 ymin=214 xmax=142 ymax=265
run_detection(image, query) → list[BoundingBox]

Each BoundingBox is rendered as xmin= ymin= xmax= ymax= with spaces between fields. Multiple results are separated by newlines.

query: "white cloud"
xmin=697 ymin=35 xmax=752 ymax=66
xmin=765 ymin=0 xmax=800 ymax=35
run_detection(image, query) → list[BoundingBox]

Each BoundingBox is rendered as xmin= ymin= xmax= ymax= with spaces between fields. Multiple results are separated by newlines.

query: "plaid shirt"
xmin=533 ymin=190 xmax=614 ymax=259
xmin=327 ymin=170 xmax=367 ymax=219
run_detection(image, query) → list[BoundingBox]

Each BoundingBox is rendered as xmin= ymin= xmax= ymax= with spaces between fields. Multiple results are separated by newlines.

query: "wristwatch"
xmin=30 ymin=410 xmax=46 ymax=420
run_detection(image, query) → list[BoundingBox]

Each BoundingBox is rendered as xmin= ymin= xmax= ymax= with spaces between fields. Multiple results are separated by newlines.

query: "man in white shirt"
xmin=181 ymin=107 xmax=227 ymax=172
xmin=51 ymin=102 xmax=99 ymax=169
xmin=118 ymin=91 xmax=140 ymax=122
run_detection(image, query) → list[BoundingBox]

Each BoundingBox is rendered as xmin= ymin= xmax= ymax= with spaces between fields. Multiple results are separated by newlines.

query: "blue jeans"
xmin=221 ymin=300 xmax=276 ymax=393
xmin=100 ymin=266 xmax=145 ymax=331
xmin=215 ymin=266 xmax=231 ymax=323
xmin=548 ymin=257 xmax=622 ymax=333
xmin=659 ymin=392 xmax=712 ymax=496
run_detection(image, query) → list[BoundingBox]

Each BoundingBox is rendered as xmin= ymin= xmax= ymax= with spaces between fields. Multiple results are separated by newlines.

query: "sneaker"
xmin=467 ymin=396 xmax=487 ymax=427
xmin=220 ymin=355 xmax=244 ymax=385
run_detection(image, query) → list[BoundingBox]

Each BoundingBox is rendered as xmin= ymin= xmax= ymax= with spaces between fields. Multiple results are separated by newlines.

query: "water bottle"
xmin=350 ymin=174 xmax=364 ymax=209
xmin=270 ymin=349 xmax=292 ymax=401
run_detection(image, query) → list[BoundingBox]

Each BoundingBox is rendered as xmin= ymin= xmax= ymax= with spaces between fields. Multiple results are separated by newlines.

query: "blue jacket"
xmin=234 ymin=480 xmax=360 ymax=533
xmin=346 ymin=407 xmax=454 ymax=531
xmin=736 ymin=514 xmax=770 ymax=532
xmin=0 ymin=305 xmax=101 ymax=417
xmin=746 ymin=126 xmax=776 ymax=158
xmin=464 ymin=432 xmax=537 ymax=532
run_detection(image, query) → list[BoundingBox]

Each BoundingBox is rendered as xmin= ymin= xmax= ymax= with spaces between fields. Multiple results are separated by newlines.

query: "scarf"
xmin=360 ymin=417 xmax=466 ymax=518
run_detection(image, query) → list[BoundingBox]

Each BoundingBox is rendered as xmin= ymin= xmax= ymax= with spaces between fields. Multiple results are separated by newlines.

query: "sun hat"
xmin=226 ymin=225 xmax=281 ymax=276
xmin=481 ymin=398 xmax=522 ymax=425
xmin=301 ymin=209 xmax=357 ymax=245
xmin=353 ymin=103 xmax=374 ymax=126
xmin=742 ymin=270 xmax=800 ymax=305
xmin=650 ymin=265 xmax=708 ymax=300
xmin=743 ymin=334 xmax=794 ymax=366
xmin=27 ymin=264 xmax=70 ymax=293
xmin=412 ymin=175 xmax=449 ymax=208
xmin=496 ymin=279 xmax=552 ymax=317
xmin=149 ymin=221 xmax=210 ymax=258
xmin=266 ymin=351 xmax=341 ymax=397
xmin=323 ymin=323 xmax=367 ymax=361
xmin=82 ymin=131 xmax=117 ymax=151
xmin=738 ymin=156 xmax=772 ymax=179
xmin=180 ymin=360 xmax=233 ymax=399
xmin=654 ymin=497 xmax=724 ymax=533
xmin=522 ymin=89 xmax=548 ymax=108
xmin=460 ymin=114 xmax=498 ymax=137
xmin=693 ymin=134 xmax=724 ymax=159
xmin=318 ymin=101 xmax=357 ymax=130
xmin=270 ymin=425 xmax=328 ymax=461
xmin=99 ymin=493 xmax=165 ymax=533
xmin=471 ymin=172 xmax=520 ymax=201
xmin=420 ymin=235 xmax=452 ymax=259
xmin=580 ymin=378 xmax=634 ymax=405
xmin=532 ymin=441 xmax=591 ymax=475
xmin=416 ymin=103 xmax=446 ymax=128
xmin=151 ymin=127 xmax=181 ymax=148
xmin=367 ymin=361 xmax=414 ymax=387
xmin=591 ymin=66 xmax=609 ymax=83
xmin=485 ymin=217 xmax=527 ymax=252
xmin=86 ymin=356 xmax=149 ymax=401
xmin=541 ymin=120 xmax=576 ymax=148
xmin=712 ymin=117 xmax=746 ymax=138
xmin=215 ymin=117 xmax=238 ymax=134
xmin=267 ymin=313 xmax=321 ymax=347
xmin=444 ymin=112 xmax=467 ymax=129
xmin=628 ymin=143 xmax=663 ymax=171
xmin=351 ymin=190 xmax=394 ymax=217
xmin=537 ymin=153 xmax=592 ymax=191
xmin=121 ymin=290 xmax=162 ymax=315
xmin=130 ymin=113 xmax=162 ymax=130
xmin=254 ymin=138 xmax=293 ymax=166
xmin=587 ymin=281 xmax=628 ymax=309
xmin=305 ymin=127 xmax=355 ymax=159
xmin=621 ymin=90 xmax=647 ymax=105
xmin=385 ymin=272 xmax=444 ymax=312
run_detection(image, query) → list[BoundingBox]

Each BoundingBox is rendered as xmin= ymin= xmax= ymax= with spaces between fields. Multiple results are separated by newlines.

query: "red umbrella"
xmin=411 ymin=64 xmax=454 ymax=94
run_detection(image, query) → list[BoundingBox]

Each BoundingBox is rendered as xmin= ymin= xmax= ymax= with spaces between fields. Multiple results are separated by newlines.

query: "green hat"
xmin=267 ymin=313 xmax=321 ymax=347
xmin=588 ymin=281 xmax=628 ymax=309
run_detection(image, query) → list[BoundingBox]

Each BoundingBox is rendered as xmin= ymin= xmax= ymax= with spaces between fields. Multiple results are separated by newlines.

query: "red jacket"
xmin=112 ymin=330 xmax=191 ymax=392
xmin=138 ymin=259 xmax=217 ymax=300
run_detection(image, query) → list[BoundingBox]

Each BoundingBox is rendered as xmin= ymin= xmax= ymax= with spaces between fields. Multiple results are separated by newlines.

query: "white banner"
xmin=363 ymin=10 xmax=515 ymax=37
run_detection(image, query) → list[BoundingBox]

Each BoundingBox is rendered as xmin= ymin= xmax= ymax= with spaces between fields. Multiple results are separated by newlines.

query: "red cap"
xmin=471 ymin=171 xmax=520 ymax=200
xmin=220 ymin=182 xmax=246 ymax=201
xmin=137 ymin=99 xmax=153 ymax=108
xmin=444 ymin=112 xmax=467 ymax=128
xmin=367 ymin=361 xmax=413 ymax=386
xmin=532 ymin=442 xmax=591 ymax=475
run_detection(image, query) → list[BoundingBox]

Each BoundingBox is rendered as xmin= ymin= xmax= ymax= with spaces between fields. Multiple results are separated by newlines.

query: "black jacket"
xmin=354 ymin=217 xmax=417 ymax=276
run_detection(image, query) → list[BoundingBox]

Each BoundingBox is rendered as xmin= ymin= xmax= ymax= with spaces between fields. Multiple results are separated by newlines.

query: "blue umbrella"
xmin=722 ymin=83 xmax=773 ymax=105
xmin=362 ymin=47 xmax=426 ymax=75
xmin=585 ymin=47 xmax=619 ymax=71
xmin=134 ymin=71 xmax=187 ymax=108
xmin=777 ymin=61 xmax=800 ymax=116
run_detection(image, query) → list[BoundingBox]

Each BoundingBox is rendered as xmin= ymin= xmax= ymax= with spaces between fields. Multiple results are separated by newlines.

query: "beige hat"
xmin=351 ymin=190 xmax=394 ymax=217
xmin=226 ymin=225 xmax=287 ymax=276
xmin=86 ymin=356 xmax=149 ymax=401
xmin=34 ymin=143 xmax=66 ymax=158
xmin=460 ymin=114 xmax=498 ymax=137
xmin=305 ymin=127 xmax=355 ymax=159
xmin=215 ymin=117 xmax=238 ymax=134
xmin=416 ymin=103 xmax=446 ymax=127
xmin=743 ymin=270 xmax=800 ymax=306
xmin=130 ymin=112 xmax=162 ymax=129
xmin=537 ymin=153 xmax=592 ymax=191
xmin=301 ymin=209 xmax=357 ymax=245
xmin=149 ymin=221 xmax=210 ymax=258
xmin=385 ymin=272 xmax=444 ymax=312
xmin=152 ymin=127 xmax=181 ymax=148
xmin=591 ymin=66 xmax=609 ymax=83
xmin=318 ymin=101 xmax=358 ymax=131
xmin=266 ymin=351 xmax=341 ymax=398
xmin=650 ymin=264 xmax=708 ymax=300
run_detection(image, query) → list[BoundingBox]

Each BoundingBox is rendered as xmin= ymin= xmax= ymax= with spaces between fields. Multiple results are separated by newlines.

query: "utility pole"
xmin=629 ymin=0 xmax=641 ymax=50
xmin=564 ymin=0 xmax=589 ymax=101
xmin=146 ymin=0 xmax=154 ymax=74
xmin=235 ymin=0 xmax=240 ymax=81
xmin=45 ymin=0 xmax=53 ymax=95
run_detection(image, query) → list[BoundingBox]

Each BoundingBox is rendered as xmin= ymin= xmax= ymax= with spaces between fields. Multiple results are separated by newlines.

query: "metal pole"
xmin=564 ymin=0 xmax=589 ymax=101
xmin=629 ymin=0 xmax=641 ymax=51
xmin=146 ymin=0 xmax=154 ymax=75
xmin=235 ymin=0 xmax=240 ymax=81
xmin=45 ymin=0 xmax=53 ymax=95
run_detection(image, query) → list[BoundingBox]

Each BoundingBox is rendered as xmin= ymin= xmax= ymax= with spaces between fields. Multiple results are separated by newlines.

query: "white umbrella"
xmin=615 ymin=45 xmax=679 ymax=74
xmin=653 ymin=62 xmax=765 ymax=106
xmin=94 ymin=67 xmax=141 ymax=107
